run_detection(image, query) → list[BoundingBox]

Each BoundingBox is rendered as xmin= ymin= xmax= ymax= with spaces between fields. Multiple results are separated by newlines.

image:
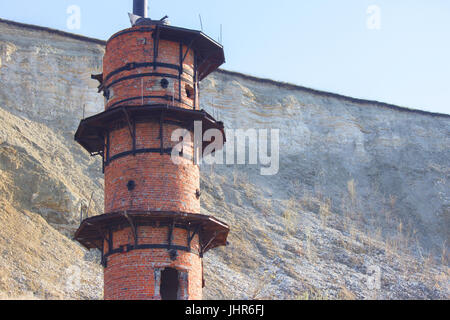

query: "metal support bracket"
xmin=122 ymin=107 xmax=136 ymax=155
xmin=167 ymin=219 xmax=175 ymax=249
xmin=107 ymin=229 xmax=113 ymax=256
xmin=200 ymin=231 xmax=217 ymax=258
xmin=123 ymin=211 xmax=138 ymax=247
xmin=181 ymin=37 xmax=198 ymax=66
xmin=187 ymin=224 xmax=200 ymax=249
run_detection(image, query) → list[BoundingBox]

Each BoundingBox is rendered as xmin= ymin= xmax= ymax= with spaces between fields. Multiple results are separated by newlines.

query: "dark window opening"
xmin=160 ymin=268 xmax=179 ymax=300
xmin=161 ymin=78 xmax=169 ymax=89
xmin=126 ymin=180 xmax=136 ymax=191
xmin=185 ymin=84 xmax=194 ymax=99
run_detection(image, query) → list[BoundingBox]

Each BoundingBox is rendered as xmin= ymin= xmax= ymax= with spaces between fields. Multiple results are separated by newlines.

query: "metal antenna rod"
xmin=199 ymin=14 xmax=203 ymax=31
xmin=133 ymin=0 xmax=148 ymax=18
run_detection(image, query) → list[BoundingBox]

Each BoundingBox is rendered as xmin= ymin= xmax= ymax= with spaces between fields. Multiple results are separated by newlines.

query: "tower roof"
xmin=108 ymin=23 xmax=225 ymax=81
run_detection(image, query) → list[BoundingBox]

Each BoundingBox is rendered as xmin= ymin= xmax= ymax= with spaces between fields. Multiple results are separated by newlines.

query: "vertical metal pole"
xmin=199 ymin=14 xmax=203 ymax=31
xmin=194 ymin=52 xmax=197 ymax=110
xmin=133 ymin=0 xmax=148 ymax=18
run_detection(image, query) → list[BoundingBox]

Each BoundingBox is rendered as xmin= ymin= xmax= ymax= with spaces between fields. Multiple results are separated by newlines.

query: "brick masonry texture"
xmin=103 ymin=25 xmax=198 ymax=110
xmin=104 ymin=123 xmax=199 ymax=214
xmin=101 ymin=24 xmax=207 ymax=300
xmin=103 ymin=226 xmax=202 ymax=300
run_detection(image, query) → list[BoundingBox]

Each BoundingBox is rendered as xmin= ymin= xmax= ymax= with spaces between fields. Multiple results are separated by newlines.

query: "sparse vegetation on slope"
xmin=200 ymin=166 xmax=449 ymax=300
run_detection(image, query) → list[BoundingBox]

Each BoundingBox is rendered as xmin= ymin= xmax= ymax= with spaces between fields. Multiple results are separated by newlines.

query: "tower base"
xmin=74 ymin=211 xmax=229 ymax=300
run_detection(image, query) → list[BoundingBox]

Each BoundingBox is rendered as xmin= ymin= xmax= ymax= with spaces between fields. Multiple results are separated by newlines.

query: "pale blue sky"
xmin=0 ymin=0 xmax=449 ymax=114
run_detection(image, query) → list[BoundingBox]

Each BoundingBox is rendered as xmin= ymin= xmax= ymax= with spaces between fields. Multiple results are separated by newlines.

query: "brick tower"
xmin=74 ymin=0 xmax=229 ymax=300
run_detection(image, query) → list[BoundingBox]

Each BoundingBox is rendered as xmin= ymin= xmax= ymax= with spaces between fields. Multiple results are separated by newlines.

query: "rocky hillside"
xmin=0 ymin=19 xmax=448 ymax=300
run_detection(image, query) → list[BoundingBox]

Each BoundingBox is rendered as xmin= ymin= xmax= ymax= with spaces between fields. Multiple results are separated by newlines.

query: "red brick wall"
xmin=103 ymin=25 xmax=197 ymax=110
xmin=101 ymin=24 xmax=205 ymax=301
xmin=104 ymin=122 xmax=199 ymax=213
xmin=103 ymin=226 xmax=202 ymax=300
